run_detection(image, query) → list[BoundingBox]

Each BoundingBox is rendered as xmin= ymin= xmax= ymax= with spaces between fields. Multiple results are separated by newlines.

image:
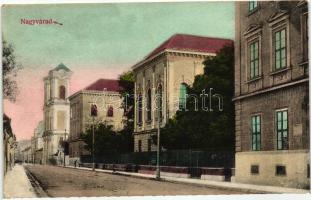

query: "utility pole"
xmin=63 ymin=129 xmax=66 ymax=167
xmin=90 ymin=103 xmax=97 ymax=171
xmin=92 ymin=116 xmax=95 ymax=171
xmin=156 ymin=89 xmax=161 ymax=180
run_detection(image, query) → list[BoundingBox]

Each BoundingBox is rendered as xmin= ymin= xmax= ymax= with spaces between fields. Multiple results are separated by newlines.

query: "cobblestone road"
xmin=24 ymin=165 xmax=244 ymax=197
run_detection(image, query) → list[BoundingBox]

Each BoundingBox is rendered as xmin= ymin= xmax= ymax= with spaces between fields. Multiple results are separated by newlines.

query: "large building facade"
xmin=42 ymin=63 xmax=72 ymax=165
xmin=68 ymin=79 xmax=124 ymax=163
xmin=234 ymin=1 xmax=309 ymax=188
xmin=132 ymin=34 xmax=232 ymax=152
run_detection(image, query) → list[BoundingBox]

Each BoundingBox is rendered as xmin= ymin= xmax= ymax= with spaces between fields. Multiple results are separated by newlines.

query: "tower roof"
xmin=52 ymin=63 xmax=71 ymax=72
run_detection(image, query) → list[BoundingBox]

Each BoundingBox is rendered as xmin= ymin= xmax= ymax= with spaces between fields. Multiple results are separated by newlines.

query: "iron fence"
xmin=80 ymin=149 xmax=234 ymax=168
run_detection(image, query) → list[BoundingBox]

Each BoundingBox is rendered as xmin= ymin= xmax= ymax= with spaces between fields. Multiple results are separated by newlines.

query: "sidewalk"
xmin=66 ymin=165 xmax=310 ymax=194
xmin=4 ymin=164 xmax=37 ymax=198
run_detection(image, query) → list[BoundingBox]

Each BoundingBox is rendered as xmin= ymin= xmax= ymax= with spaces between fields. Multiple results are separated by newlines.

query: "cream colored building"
xmin=42 ymin=63 xmax=72 ymax=165
xmin=68 ymin=79 xmax=125 ymax=163
xmin=132 ymin=34 xmax=232 ymax=152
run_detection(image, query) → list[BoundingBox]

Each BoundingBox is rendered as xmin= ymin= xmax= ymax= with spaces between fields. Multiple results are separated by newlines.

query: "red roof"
xmin=84 ymin=79 xmax=123 ymax=92
xmin=145 ymin=34 xmax=233 ymax=60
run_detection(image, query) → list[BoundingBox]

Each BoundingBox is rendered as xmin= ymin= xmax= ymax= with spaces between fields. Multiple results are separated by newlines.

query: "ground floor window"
xmin=138 ymin=140 xmax=142 ymax=152
xmin=251 ymin=115 xmax=261 ymax=151
xmin=276 ymin=110 xmax=288 ymax=150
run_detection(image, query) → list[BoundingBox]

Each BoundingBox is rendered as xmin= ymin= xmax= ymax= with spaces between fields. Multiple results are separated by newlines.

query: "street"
xmin=24 ymin=165 xmax=244 ymax=197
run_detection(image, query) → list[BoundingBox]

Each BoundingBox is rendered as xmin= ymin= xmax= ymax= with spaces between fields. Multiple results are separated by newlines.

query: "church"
xmin=42 ymin=63 xmax=72 ymax=165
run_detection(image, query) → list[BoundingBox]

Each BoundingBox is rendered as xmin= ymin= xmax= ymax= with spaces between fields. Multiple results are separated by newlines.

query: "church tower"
xmin=42 ymin=63 xmax=72 ymax=164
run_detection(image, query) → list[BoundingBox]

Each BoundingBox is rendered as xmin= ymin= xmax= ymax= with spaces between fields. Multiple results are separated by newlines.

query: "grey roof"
xmin=53 ymin=63 xmax=71 ymax=72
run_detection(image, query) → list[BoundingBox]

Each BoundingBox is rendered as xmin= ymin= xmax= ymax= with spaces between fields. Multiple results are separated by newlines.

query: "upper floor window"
xmin=251 ymin=115 xmax=261 ymax=151
xmin=250 ymin=41 xmax=260 ymax=79
xmin=137 ymin=93 xmax=143 ymax=125
xmin=107 ymin=106 xmax=113 ymax=117
xmin=276 ymin=110 xmax=288 ymax=150
xmin=147 ymin=88 xmax=152 ymax=121
xmin=157 ymin=84 xmax=163 ymax=121
xmin=274 ymin=29 xmax=287 ymax=70
xmin=179 ymin=83 xmax=187 ymax=110
xmin=302 ymin=12 xmax=309 ymax=61
xmin=248 ymin=1 xmax=258 ymax=12
xmin=59 ymin=85 xmax=66 ymax=99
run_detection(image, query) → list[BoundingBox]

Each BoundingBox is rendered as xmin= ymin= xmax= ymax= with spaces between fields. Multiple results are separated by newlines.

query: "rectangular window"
xmin=250 ymin=41 xmax=259 ymax=79
xmin=138 ymin=140 xmax=142 ymax=152
xmin=249 ymin=1 xmax=258 ymax=12
xmin=251 ymin=115 xmax=261 ymax=151
xmin=302 ymin=13 xmax=308 ymax=61
xmin=148 ymin=139 xmax=152 ymax=152
xmin=276 ymin=110 xmax=288 ymax=150
xmin=251 ymin=165 xmax=259 ymax=175
xmin=274 ymin=29 xmax=287 ymax=70
xmin=276 ymin=165 xmax=286 ymax=176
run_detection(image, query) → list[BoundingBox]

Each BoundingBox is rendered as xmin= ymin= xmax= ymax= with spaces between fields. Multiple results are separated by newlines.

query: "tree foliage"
xmin=82 ymin=122 xmax=133 ymax=156
xmin=3 ymin=40 xmax=22 ymax=102
xmin=157 ymin=45 xmax=235 ymax=151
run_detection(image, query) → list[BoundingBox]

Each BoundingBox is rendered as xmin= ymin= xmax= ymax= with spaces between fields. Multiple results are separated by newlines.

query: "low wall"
xmin=235 ymin=150 xmax=309 ymax=189
xmin=138 ymin=165 xmax=190 ymax=178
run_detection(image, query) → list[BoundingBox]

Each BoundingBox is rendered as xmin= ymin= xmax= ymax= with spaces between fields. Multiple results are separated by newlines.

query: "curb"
xmin=62 ymin=166 xmax=267 ymax=194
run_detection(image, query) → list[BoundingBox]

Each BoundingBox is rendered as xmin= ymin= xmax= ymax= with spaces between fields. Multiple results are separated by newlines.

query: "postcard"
xmin=2 ymin=1 xmax=310 ymax=198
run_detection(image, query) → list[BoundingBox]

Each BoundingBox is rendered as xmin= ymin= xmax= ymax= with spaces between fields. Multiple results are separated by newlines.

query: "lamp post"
xmin=90 ymin=104 xmax=98 ymax=171
xmin=63 ymin=129 xmax=67 ymax=167
xmin=156 ymin=88 xmax=161 ymax=180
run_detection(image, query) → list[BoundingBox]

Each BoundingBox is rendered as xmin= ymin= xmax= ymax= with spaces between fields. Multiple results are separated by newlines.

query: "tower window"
xmin=59 ymin=85 xmax=66 ymax=99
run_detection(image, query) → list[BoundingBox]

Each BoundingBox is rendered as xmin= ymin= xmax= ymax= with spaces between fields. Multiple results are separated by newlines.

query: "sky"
xmin=2 ymin=2 xmax=234 ymax=140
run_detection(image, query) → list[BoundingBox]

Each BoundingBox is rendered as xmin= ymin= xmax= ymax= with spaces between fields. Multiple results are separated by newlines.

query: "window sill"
xmin=298 ymin=60 xmax=309 ymax=67
xmin=246 ymin=76 xmax=262 ymax=83
xmin=247 ymin=7 xmax=259 ymax=17
xmin=269 ymin=67 xmax=290 ymax=76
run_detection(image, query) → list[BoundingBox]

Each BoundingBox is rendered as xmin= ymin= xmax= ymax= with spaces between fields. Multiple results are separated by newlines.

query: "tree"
xmin=117 ymin=70 xmax=135 ymax=152
xmin=3 ymin=40 xmax=22 ymax=102
xmin=118 ymin=70 xmax=134 ymax=120
xmin=82 ymin=123 xmax=118 ymax=156
xmin=157 ymin=45 xmax=235 ymax=151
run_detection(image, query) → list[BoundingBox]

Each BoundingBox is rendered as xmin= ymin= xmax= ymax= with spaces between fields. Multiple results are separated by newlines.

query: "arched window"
xmin=138 ymin=93 xmax=142 ymax=125
xmin=107 ymin=106 xmax=114 ymax=117
xmin=59 ymin=85 xmax=66 ymax=100
xmin=147 ymin=88 xmax=152 ymax=121
xmin=157 ymin=84 xmax=163 ymax=121
xmin=179 ymin=83 xmax=187 ymax=110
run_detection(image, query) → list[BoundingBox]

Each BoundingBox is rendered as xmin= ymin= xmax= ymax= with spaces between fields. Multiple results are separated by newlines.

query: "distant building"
xmin=132 ymin=33 xmax=232 ymax=152
xmin=22 ymin=146 xmax=32 ymax=163
xmin=3 ymin=114 xmax=16 ymax=175
xmin=234 ymin=1 xmax=309 ymax=188
xmin=68 ymin=79 xmax=124 ymax=164
xmin=42 ymin=63 xmax=72 ymax=165
xmin=31 ymin=121 xmax=44 ymax=164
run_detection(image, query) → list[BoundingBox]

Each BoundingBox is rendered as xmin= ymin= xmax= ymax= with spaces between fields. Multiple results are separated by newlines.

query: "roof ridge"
xmin=173 ymin=33 xmax=233 ymax=41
